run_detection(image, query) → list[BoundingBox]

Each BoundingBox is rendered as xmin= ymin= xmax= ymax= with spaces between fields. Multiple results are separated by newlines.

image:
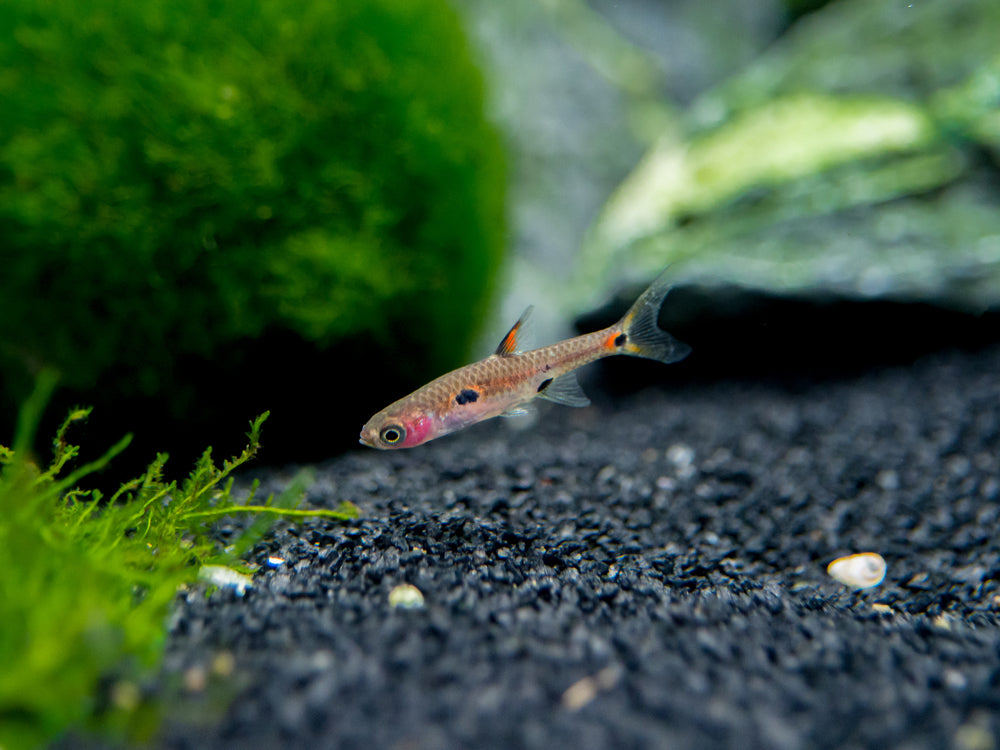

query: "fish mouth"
xmin=358 ymin=434 xmax=374 ymax=448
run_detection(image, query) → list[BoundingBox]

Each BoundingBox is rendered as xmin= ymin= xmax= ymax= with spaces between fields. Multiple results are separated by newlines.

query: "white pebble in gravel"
xmin=827 ymin=552 xmax=887 ymax=589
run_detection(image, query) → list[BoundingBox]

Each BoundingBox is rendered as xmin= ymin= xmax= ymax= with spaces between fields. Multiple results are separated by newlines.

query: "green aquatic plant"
xmin=0 ymin=372 xmax=357 ymax=749
xmin=0 ymin=0 xmax=506 ymax=463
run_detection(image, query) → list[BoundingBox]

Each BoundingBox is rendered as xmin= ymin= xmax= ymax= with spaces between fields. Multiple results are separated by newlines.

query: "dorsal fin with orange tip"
xmin=495 ymin=306 xmax=533 ymax=356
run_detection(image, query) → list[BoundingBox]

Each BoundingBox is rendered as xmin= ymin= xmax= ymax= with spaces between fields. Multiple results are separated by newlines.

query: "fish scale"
xmin=417 ymin=328 xmax=610 ymax=408
xmin=359 ymin=270 xmax=690 ymax=449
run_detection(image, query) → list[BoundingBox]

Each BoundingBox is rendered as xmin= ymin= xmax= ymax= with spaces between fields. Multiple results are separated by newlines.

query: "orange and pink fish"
xmin=359 ymin=270 xmax=689 ymax=449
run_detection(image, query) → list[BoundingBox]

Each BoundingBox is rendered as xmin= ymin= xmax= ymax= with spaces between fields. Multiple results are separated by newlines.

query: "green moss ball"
xmin=0 ymin=0 xmax=505 ymax=462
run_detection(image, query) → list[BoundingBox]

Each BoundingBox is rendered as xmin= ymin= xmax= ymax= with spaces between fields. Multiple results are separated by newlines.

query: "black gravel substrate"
xmin=153 ymin=344 xmax=1000 ymax=750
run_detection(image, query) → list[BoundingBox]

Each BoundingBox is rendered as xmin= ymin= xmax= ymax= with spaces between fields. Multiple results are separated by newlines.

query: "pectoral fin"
xmin=501 ymin=404 xmax=537 ymax=418
xmin=536 ymin=372 xmax=590 ymax=407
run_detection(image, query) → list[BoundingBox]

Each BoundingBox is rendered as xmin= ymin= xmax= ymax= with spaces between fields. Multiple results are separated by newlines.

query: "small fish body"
xmin=359 ymin=269 xmax=690 ymax=449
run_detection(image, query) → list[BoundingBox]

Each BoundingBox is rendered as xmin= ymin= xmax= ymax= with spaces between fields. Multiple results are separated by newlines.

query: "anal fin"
xmin=537 ymin=372 xmax=590 ymax=407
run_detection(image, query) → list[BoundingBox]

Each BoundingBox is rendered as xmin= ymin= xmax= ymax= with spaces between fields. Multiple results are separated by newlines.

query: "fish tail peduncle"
xmin=614 ymin=269 xmax=691 ymax=365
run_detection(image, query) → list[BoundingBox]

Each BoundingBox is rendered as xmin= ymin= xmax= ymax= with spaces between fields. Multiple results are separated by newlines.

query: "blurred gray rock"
xmin=453 ymin=0 xmax=785 ymax=342
xmin=582 ymin=0 xmax=1000 ymax=312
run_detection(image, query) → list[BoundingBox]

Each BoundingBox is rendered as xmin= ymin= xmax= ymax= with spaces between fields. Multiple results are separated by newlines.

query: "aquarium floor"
xmin=152 ymin=344 xmax=1000 ymax=749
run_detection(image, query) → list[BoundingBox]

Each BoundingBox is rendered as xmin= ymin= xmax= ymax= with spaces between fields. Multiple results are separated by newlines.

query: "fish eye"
xmin=381 ymin=424 xmax=405 ymax=444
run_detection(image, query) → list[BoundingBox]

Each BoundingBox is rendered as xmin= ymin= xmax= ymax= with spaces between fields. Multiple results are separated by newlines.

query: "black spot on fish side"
xmin=615 ymin=333 xmax=627 ymax=347
xmin=456 ymin=389 xmax=479 ymax=405
xmin=537 ymin=378 xmax=553 ymax=393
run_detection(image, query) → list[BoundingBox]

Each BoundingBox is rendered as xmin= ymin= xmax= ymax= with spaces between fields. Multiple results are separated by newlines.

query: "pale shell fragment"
xmin=826 ymin=552 xmax=886 ymax=589
xmin=184 ymin=665 xmax=207 ymax=693
xmin=561 ymin=666 xmax=621 ymax=711
xmin=198 ymin=565 xmax=253 ymax=596
xmin=212 ymin=650 xmax=236 ymax=677
xmin=561 ymin=676 xmax=599 ymax=712
xmin=389 ymin=583 xmax=425 ymax=609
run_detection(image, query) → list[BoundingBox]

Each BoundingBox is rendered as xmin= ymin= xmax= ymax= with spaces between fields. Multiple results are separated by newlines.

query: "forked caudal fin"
xmin=614 ymin=269 xmax=691 ymax=365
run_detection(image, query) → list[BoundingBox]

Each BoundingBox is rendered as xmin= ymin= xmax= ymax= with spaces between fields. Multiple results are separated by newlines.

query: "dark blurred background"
xmin=2 ymin=0 xmax=999 ymax=482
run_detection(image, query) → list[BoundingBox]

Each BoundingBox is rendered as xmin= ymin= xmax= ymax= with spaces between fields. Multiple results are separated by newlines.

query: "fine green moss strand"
xmin=0 ymin=396 xmax=356 ymax=749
